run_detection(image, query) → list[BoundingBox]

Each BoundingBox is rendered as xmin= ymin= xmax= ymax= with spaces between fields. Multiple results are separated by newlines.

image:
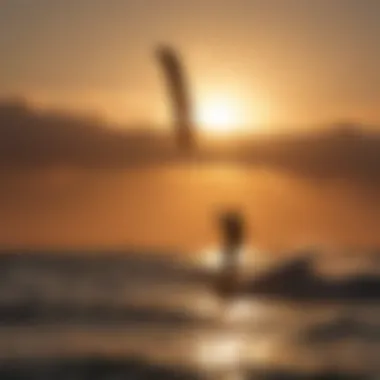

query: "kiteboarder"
xmin=216 ymin=211 xmax=245 ymax=298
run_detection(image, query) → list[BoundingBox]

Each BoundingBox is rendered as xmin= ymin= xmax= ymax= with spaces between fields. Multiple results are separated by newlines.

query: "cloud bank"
xmin=1 ymin=98 xmax=380 ymax=185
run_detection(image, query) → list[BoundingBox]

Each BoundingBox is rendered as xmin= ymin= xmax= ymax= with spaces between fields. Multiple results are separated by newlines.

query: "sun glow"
xmin=201 ymin=247 xmax=245 ymax=272
xmin=196 ymin=95 xmax=249 ymax=135
xmin=195 ymin=333 xmax=245 ymax=370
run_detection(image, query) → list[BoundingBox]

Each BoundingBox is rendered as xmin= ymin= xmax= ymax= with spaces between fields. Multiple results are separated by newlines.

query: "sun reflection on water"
xmin=222 ymin=299 xmax=256 ymax=323
xmin=200 ymin=245 xmax=259 ymax=273
xmin=194 ymin=332 xmax=246 ymax=370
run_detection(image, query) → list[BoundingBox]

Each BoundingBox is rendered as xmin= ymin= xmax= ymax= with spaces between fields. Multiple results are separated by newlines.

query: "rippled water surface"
xmin=0 ymin=251 xmax=379 ymax=379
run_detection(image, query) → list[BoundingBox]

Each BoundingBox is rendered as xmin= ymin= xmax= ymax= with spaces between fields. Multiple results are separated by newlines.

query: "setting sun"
xmin=195 ymin=95 xmax=248 ymax=135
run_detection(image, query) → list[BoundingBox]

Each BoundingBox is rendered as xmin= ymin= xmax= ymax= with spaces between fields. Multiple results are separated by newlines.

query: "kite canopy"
xmin=156 ymin=45 xmax=195 ymax=151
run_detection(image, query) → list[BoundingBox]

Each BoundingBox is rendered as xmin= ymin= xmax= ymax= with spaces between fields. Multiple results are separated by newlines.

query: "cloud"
xmin=239 ymin=124 xmax=380 ymax=184
xmin=0 ymin=98 xmax=175 ymax=168
xmin=1 ymin=98 xmax=380 ymax=185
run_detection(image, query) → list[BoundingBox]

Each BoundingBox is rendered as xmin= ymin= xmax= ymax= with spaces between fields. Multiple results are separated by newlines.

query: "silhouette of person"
xmin=216 ymin=211 xmax=245 ymax=298
xmin=220 ymin=211 xmax=244 ymax=267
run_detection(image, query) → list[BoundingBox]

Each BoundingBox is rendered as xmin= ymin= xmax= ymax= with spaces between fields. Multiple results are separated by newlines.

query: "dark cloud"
xmin=238 ymin=124 xmax=380 ymax=184
xmin=0 ymin=98 xmax=176 ymax=168
xmin=1 ymin=98 xmax=380 ymax=185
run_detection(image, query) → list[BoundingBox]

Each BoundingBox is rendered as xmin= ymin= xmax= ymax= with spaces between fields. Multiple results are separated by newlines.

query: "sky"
xmin=1 ymin=0 xmax=380 ymax=128
xmin=2 ymin=0 xmax=380 ymax=251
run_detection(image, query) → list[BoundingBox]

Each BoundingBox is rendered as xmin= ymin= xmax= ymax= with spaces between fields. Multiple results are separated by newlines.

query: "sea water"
xmin=0 ymin=250 xmax=378 ymax=379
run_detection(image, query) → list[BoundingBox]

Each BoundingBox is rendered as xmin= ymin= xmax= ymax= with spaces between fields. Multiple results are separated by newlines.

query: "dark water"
xmin=0 ymin=250 xmax=379 ymax=379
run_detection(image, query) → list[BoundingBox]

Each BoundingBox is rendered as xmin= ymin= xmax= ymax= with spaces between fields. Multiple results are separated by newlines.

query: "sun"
xmin=195 ymin=95 xmax=247 ymax=135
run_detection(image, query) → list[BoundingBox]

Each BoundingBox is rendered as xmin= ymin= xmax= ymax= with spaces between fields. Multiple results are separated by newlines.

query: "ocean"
xmin=0 ymin=249 xmax=378 ymax=380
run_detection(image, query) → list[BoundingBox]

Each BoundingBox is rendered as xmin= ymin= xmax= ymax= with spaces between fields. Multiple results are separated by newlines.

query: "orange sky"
xmin=2 ymin=0 xmax=380 ymax=129
xmin=0 ymin=165 xmax=380 ymax=252
xmin=2 ymin=1 xmax=380 ymax=250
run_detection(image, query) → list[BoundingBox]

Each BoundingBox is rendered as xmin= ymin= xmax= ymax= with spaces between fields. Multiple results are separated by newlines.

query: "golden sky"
xmin=1 ymin=166 xmax=380 ymax=252
xmin=2 ymin=1 xmax=380 ymax=250
xmin=1 ymin=0 xmax=380 ymax=128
